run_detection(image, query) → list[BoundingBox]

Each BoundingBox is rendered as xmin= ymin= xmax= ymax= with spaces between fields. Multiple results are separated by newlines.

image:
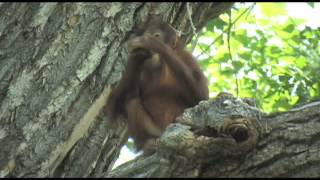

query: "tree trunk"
xmin=0 ymin=2 xmax=234 ymax=177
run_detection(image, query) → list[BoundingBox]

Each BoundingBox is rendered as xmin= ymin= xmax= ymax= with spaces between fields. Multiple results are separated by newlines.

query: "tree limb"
xmin=104 ymin=93 xmax=320 ymax=178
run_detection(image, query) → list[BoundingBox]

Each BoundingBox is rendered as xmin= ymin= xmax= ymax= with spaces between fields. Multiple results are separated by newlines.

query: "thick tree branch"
xmin=105 ymin=93 xmax=320 ymax=178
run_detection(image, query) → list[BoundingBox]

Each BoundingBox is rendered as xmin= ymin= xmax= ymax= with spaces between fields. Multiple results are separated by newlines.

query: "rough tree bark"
xmin=105 ymin=93 xmax=320 ymax=178
xmin=0 ymin=2 xmax=234 ymax=177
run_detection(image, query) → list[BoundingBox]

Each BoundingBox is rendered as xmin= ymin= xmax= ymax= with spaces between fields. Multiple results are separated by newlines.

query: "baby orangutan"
xmin=107 ymin=16 xmax=209 ymax=154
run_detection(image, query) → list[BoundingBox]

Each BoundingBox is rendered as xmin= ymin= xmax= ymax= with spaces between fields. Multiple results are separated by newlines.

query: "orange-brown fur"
xmin=106 ymin=16 xmax=209 ymax=152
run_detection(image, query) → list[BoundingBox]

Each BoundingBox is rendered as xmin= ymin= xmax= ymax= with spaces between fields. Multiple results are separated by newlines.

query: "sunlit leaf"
xmin=295 ymin=56 xmax=307 ymax=68
xmin=258 ymin=3 xmax=287 ymax=17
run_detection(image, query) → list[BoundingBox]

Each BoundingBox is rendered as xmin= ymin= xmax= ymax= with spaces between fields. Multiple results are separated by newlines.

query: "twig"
xmin=187 ymin=2 xmax=197 ymax=35
xmin=196 ymin=3 xmax=255 ymax=59
xmin=226 ymin=10 xmax=240 ymax=97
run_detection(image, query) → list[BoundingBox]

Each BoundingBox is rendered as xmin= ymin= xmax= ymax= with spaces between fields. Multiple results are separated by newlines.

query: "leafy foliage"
xmin=190 ymin=2 xmax=320 ymax=112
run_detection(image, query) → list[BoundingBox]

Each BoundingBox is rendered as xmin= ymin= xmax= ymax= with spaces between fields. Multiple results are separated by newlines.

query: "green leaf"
xmin=218 ymin=53 xmax=230 ymax=63
xmin=208 ymin=17 xmax=228 ymax=31
xmin=270 ymin=46 xmax=282 ymax=54
xmin=198 ymin=58 xmax=211 ymax=69
xmin=221 ymin=67 xmax=234 ymax=76
xmin=307 ymin=2 xmax=315 ymax=8
xmin=283 ymin=24 xmax=295 ymax=33
xmin=213 ymin=18 xmax=228 ymax=30
xmin=126 ymin=141 xmax=135 ymax=151
xmin=274 ymin=96 xmax=292 ymax=111
xmin=234 ymin=31 xmax=249 ymax=44
xmin=239 ymin=52 xmax=251 ymax=60
xmin=278 ymin=75 xmax=290 ymax=83
xmin=295 ymin=56 xmax=307 ymax=68
xmin=232 ymin=61 xmax=244 ymax=71
xmin=197 ymin=43 xmax=209 ymax=52
xmin=256 ymin=29 xmax=265 ymax=37
xmin=206 ymin=19 xmax=216 ymax=31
